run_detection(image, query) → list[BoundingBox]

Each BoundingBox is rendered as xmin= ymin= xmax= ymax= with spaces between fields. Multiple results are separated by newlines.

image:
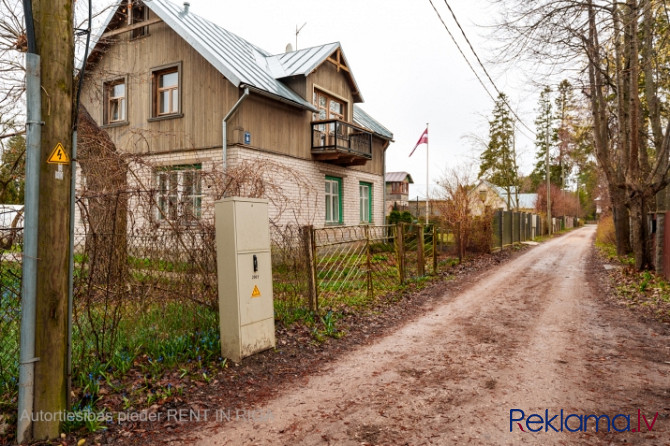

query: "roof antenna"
xmin=295 ymin=22 xmax=306 ymax=50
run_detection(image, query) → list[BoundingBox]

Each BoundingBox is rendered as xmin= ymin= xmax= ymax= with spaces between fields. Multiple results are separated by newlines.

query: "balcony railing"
xmin=311 ymin=120 xmax=372 ymax=166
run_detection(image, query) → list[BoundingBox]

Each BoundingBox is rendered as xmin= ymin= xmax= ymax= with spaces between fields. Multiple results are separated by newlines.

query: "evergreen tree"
xmin=554 ymin=79 xmax=578 ymax=189
xmin=478 ymin=92 xmax=519 ymax=209
xmin=529 ymin=86 xmax=560 ymax=190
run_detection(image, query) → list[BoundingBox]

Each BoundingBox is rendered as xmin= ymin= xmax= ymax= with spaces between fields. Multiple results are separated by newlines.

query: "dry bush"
xmin=73 ymin=108 xmax=317 ymax=362
xmin=467 ymin=213 xmax=494 ymax=253
xmin=596 ymin=215 xmax=616 ymax=245
xmin=535 ymin=183 xmax=584 ymax=217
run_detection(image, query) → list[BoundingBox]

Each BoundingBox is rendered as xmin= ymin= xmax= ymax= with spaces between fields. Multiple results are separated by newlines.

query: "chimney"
xmin=183 ymin=2 xmax=190 ymax=14
xmin=286 ymin=43 xmax=294 ymax=52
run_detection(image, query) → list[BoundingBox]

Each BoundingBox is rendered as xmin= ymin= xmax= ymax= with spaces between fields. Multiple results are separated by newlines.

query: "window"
xmin=131 ymin=2 xmax=148 ymax=39
xmin=325 ymin=176 xmax=342 ymax=225
xmin=313 ymin=89 xmax=346 ymax=135
xmin=390 ymin=182 xmax=408 ymax=195
xmin=151 ymin=63 xmax=181 ymax=118
xmin=104 ymin=79 xmax=126 ymax=125
xmin=359 ymin=182 xmax=372 ymax=223
xmin=313 ymin=90 xmax=345 ymax=121
xmin=155 ymin=164 xmax=202 ymax=223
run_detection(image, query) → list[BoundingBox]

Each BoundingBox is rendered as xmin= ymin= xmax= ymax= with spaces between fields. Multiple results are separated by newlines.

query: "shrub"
xmin=596 ymin=215 xmax=616 ymax=246
xmin=467 ymin=215 xmax=493 ymax=253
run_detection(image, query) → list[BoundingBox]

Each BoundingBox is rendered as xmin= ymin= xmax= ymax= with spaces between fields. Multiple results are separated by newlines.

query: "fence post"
xmin=395 ymin=223 xmax=405 ymax=284
xmin=417 ymin=223 xmax=425 ymax=276
xmin=432 ymin=224 xmax=438 ymax=274
xmin=365 ymin=225 xmax=372 ymax=300
xmin=498 ymin=209 xmax=503 ymax=250
xmin=302 ymin=225 xmax=318 ymax=313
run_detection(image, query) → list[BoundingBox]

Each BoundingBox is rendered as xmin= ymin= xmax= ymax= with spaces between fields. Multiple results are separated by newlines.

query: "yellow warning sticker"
xmin=47 ymin=143 xmax=70 ymax=164
xmin=251 ymin=285 xmax=261 ymax=298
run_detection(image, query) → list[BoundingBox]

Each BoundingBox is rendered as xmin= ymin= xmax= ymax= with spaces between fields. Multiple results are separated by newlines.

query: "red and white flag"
xmin=409 ymin=127 xmax=428 ymax=157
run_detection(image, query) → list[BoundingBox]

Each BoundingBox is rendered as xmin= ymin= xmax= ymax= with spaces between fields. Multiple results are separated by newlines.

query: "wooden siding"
xmin=82 ymin=12 xmax=385 ymax=176
xmin=82 ymin=14 xmax=238 ymax=154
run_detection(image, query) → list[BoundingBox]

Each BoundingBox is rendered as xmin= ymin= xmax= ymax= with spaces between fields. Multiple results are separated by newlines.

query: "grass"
xmin=0 ymin=239 xmax=460 ymax=438
xmin=596 ymin=240 xmax=670 ymax=322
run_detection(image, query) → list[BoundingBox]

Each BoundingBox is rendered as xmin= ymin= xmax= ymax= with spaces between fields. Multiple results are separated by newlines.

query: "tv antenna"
xmin=296 ymin=22 xmax=306 ymax=50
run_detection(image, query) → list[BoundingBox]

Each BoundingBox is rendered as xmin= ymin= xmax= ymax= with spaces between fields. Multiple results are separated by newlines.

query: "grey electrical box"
xmin=215 ymin=197 xmax=275 ymax=363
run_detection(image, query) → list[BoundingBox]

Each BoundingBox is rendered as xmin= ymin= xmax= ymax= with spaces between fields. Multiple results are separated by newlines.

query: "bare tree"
xmin=489 ymin=0 xmax=670 ymax=270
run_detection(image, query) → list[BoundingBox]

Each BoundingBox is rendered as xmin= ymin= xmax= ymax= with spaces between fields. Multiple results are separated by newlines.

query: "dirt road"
xmin=194 ymin=226 xmax=669 ymax=445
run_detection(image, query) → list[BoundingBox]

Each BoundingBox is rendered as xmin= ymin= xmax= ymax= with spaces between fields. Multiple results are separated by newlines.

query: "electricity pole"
xmin=31 ymin=0 xmax=74 ymax=440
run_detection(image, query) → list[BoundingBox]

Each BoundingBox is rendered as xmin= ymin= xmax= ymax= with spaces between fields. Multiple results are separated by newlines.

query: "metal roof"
xmin=267 ymin=43 xmax=340 ymax=78
xmin=267 ymin=43 xmax=363 ymax=102
xmin=89 ymin=0 xmax=393 ymax=134
xmin=385 ymin=172 xmax=414 ymax=183
xmin=147 ymin=0 xmax=316 ymax=110
xmin=90 ymin=0 xmax=314 ymax=111
xmin=353 ymin=106 xmax=394 ymax=141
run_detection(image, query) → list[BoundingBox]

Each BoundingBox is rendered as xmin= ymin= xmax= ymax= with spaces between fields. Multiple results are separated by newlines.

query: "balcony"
xmin=311 ymin=120 xmax=372 ymax=166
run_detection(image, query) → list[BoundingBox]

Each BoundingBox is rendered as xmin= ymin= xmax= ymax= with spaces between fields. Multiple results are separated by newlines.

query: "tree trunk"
xmin=610 ymin=186 xmax=632 ymax=255
xmin=629 ymin=193 xmax=652 ymax=270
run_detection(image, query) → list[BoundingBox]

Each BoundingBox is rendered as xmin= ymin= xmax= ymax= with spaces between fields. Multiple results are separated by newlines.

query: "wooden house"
xmin=80 ymin=0 xmax=393 ymax=229
xmin=470 ymin=180 xmax=537 ymax=216
xmin=385 ymin=172 xmax=413 ymax=214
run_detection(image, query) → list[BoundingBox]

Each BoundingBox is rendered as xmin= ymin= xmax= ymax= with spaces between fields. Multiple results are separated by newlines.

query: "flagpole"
xmin=425 ymin=122 xmax=429 ymax=224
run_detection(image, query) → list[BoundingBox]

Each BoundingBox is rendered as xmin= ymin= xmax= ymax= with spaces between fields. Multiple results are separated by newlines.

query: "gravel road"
xmin=195 ymin=226 xmax=669 ymax=445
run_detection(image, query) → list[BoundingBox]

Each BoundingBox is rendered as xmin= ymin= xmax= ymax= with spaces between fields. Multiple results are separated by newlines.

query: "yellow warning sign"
xmin=251 ymin=285 xmax=261 ymax=298
xmin=47 ymin=143 xmax=69 ymax=164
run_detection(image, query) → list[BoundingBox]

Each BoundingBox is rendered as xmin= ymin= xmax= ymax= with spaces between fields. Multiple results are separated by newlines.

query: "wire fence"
xmin=0 ymin=228 xmax=22 ymax=413
xmin=1 ymin=209 xmax=547 ymax=437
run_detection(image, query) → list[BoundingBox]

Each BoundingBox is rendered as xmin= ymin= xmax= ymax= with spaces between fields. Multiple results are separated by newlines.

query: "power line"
xmin=427 ymin=0 xmax=496 ymax=104
xmin=429 ymin=0 xmax=536 ymax=139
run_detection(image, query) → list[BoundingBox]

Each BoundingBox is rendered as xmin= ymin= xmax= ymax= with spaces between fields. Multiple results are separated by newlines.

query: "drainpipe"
xmin=17 ymin=52 xmax=41 ymax=446
xmin=382 ymin=142 xmax=387 ymax=222
xmin=222 ymin=87 xmax=250 ymax=172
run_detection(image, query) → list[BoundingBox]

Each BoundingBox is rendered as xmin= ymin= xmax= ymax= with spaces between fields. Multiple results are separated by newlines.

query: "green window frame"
xmin=359 ymin=181 xmax=372 ymax=223
xmin=325 ymin=176 xmax=342 ymax=225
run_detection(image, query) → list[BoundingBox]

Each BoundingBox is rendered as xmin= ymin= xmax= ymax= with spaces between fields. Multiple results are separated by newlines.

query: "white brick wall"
xmin=74 ymin=146 xmax=384 ymax=233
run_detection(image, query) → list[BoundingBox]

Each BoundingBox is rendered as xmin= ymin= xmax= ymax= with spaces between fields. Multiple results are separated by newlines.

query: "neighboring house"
xmin=80 ymin=0 xmax=393 ymax=230
xmin=410 ymin=199 xmax=445 ymax=221
xmin=470 ymin=180 xmax=537 ymax=216
xmin=385 ymin=171 xmax=413 ymax=214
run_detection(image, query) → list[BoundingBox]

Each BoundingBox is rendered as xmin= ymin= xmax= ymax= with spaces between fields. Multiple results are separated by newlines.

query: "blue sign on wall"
xmin=244 ymin=132 xmax=251 ymax=145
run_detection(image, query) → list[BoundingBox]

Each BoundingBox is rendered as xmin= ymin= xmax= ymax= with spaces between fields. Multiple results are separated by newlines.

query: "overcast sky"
xmin=94 ymin=0 xmax=563 ymax=199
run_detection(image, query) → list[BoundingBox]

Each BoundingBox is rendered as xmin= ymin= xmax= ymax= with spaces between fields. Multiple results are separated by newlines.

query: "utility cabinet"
xmin=215 ymin=197 xmax=275 ymax=363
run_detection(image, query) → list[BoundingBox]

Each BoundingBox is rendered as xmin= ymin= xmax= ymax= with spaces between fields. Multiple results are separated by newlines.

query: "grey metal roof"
xmin=354 ymin=106 xmax=393 ymax=141
xmin=267 ymin=43 xmax=340 ymax=78
xmin=88 ymin=0 xmax=393 ymax=133
xmin=90 ymin=0 xmax=314 ymax=111
xmin=267 ymin=43 xmax=363 ymax=102
xmin=146 ymin=0 xmax=315 ymax=110
xmin=517 ymin=193 xmax=538 ymax=209
xmin=386 ymin=172 xmax=414 ymax=183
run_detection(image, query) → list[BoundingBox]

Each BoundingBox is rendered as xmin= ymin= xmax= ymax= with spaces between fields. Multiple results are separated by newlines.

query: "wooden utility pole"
xmin=31 ymin=0 xmax=74 ymax=440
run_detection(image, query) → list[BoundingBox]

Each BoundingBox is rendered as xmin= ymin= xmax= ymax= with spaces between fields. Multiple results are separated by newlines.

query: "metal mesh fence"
xmin=0 ymin=226 xmax=22 ymax=411
xmin=270 ymin=224 xmax=310 ymax=311
xmin=313 ymin=225 xmax=399 ymax=308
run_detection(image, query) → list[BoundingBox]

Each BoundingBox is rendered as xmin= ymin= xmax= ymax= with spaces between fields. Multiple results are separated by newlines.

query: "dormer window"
xmin=313 ymin=90 xmax=345 ymax=122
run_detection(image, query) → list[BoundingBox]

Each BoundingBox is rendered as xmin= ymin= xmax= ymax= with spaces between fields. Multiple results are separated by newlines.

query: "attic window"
xmin=131 ymin=2 xmax=148 ymax=39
